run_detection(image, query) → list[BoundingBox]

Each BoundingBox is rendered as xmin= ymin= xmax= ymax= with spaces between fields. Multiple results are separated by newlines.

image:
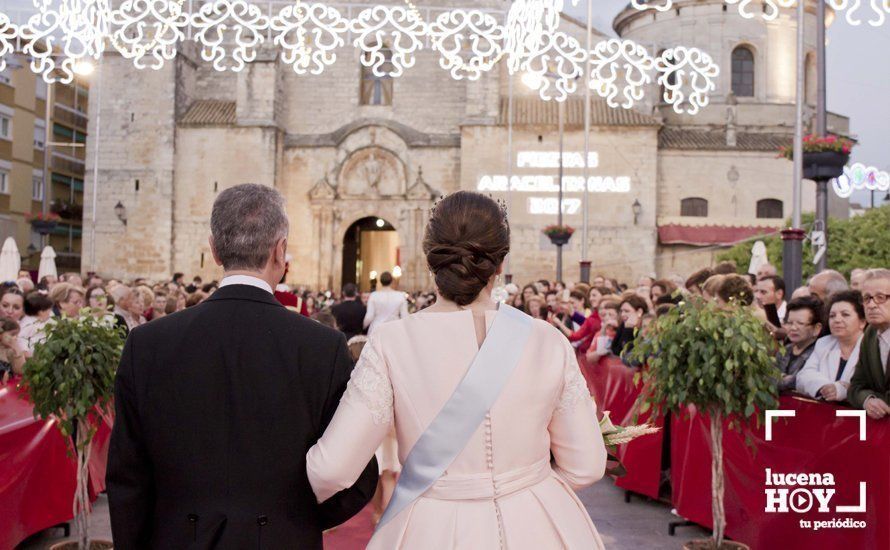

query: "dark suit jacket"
xmin=848 ymin=325 xmax=889 ymax=408
xmin=330 ymin=299 xmax=366 ymax=340
xmin=107 ymin=284 xmax=378 ymax=549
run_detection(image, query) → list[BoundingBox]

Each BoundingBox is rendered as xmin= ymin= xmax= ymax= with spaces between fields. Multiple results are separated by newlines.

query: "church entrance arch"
xmin=342 ymin=216 xmax=400 ymax=293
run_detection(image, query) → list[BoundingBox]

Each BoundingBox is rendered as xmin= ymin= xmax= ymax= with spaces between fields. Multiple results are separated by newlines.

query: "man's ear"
xmin=209 ymin=237 xmax=223 ymax=267
xmin=276 ymin=238 xmax=288 ymax=266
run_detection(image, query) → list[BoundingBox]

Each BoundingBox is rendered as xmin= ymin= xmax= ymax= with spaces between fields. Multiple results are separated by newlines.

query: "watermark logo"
xmin=764 ymin=410 xmax=868 ymax=531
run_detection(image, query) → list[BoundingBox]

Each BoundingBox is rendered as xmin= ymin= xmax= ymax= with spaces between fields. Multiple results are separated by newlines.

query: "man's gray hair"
xmin=211 ymin=184 xmax=289 ymax=271
xmin=863 ymin=268 xmax=890 ymax=283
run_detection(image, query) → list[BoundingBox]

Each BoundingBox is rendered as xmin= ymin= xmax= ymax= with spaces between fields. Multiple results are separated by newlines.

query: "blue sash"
xmin=376 ymin=304 xmax=533 ymax=529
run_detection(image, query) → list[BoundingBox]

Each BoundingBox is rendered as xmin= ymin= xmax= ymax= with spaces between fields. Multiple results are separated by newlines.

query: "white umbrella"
xmin=0 ymin=237 xmax=20 ymax=283
xmin=748 ymin=240 xmax=769 ymax=276
xmin=38 ymin=246 xmax=58 ymax=281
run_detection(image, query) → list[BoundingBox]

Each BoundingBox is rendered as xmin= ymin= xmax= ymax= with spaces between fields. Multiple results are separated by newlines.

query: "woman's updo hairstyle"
xmin=423 ymin=191 xmax=509 ymax=306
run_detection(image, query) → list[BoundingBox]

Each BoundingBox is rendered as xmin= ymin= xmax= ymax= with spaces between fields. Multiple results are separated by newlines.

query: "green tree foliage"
xmin=627 ymin=297 xmax=779 ymax=547
xmin=717 ymin=206 xmax=890 ymax=280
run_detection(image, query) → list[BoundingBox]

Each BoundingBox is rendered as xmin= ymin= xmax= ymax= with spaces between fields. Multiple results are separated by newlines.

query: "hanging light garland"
xmin=0 ymin=13 xmax=16 ymax=72
xmin=190 ymin=0 xmax=270 ymax=72
xmin=111 ymin=0 xmax=189 ymax=70
xmin=656 ymin=46 xmax=720 ymax=115
xmin=0 ymin=0 xmax=726 ymax=113
xmin=588 ymin=38 xmax=655 ymax=110
xmin=19 ymin=0 xmax=112 ymax=83
xmin=270 ymin=1 xmax=349 ymax=75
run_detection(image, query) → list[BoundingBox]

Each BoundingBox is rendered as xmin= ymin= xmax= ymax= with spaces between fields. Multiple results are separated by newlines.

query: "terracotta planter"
xmin=802 ymin=151 xmax=848 ymax=181
xmin=547 ymin=233 xmax=572 ymax=247
xmin=49 ymin=540 xmax=113 ymax=550
xmin=682 ymin=539 xmax=750 ymax=550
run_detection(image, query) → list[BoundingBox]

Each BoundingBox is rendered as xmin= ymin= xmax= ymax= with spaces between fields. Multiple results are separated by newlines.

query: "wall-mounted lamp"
xmin=375 ymin=218 xmax=385 ymax=228
xmin=114 ymin=201 xmax=128 ymax=225
xmin=369 ymin=270 xmax=378 ymax=281
xmin=392 ymin=265 xmax=402 ymax=278
xmin=632 ymin=199 xmax=642 ymax=225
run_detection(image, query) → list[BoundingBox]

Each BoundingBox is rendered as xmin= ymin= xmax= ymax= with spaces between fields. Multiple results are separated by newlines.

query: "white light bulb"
xmin=376 ymin=218 xmax=385 ymax=228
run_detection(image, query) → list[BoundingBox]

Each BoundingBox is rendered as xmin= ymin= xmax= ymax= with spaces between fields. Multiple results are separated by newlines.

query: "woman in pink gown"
xmin=307 ymin=191 xmax=607 ymax=549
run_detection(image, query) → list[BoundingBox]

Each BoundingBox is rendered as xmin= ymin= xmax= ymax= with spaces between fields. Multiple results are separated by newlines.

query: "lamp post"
xmin=782 ymin=0 xmax=807 ymax=294
xmin=522 ymin=70 xmax=567 ymax=283
xmin=579 ymin=0 xmax=593 ymax=285
xmin=814 ymin=0 xmax=829 ymax=273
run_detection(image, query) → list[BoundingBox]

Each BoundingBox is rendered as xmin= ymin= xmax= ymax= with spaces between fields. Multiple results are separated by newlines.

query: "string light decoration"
xmin=588 ymin=38 xmax=654 ymax=110
xmin=19 ymin=0 xmax=113 ymax=83
xmin=504 ymin=0 xmax=562 ymax=74
xmin=190 ymin=0 xmax=270 ymax=72
xmin=270 ymin=1 xmax=349 ymax=75
xmin=0 ymin=13 xmax=16 ymax=72
xmin=428 ymin=9 xmax=505 ymax=81
xmin=724 ymin=0 xmax=796 ymax=21
xmin=630 ymin=0 xmax=673 ymax=11
xmin=656 ymin=46 xmax=720 ymax=115
xmin=350 ymin=5 xmax=426 ymax=78
xmin=829 ymin=0 xmax=888 ymax=26
xmin=111 ymin=0 xmax=189 ymax=70
xmin=523 ymin=31 xmax=587 ymax=101
xmin=832 ymin=163 xmax=890 ymax=198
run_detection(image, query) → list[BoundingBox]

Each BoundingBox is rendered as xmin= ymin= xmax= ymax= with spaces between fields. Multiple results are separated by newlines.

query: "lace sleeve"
xmin=342 ymin=340 xmax=394 ymax=425
xmin=556 ymin=363 xmax=592 ymax=415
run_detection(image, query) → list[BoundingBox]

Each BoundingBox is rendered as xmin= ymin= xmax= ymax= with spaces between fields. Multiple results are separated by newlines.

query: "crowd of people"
xmin=0 ymin=258 xmax=887 ymax=421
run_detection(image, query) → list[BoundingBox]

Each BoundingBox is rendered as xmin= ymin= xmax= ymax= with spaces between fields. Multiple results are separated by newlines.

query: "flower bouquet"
xmin=598 ymin=410 xmax=661 ymax=477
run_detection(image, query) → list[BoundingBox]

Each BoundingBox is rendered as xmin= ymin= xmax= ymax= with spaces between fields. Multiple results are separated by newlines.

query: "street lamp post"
xmin=782 ymin=0 xmax=807 ymax=293
xmin=556 ymin=97 xmax=565 ymax=283
xmin=579 ymin=0 xmax=593 ymax=285
xmin=814 ymin=0 xmax=829 ymax=274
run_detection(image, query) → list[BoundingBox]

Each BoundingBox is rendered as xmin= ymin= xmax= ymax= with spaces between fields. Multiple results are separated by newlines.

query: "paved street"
xmin=18 ymin=479 xmax=709 ymax=549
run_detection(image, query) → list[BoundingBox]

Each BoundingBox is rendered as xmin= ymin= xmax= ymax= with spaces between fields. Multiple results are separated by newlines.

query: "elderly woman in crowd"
xmin=796 ymin=290 xmax=865 ymax=402
xmin=110 ymin=285 xmax=145 ymax=334
xmin=524 ymin=294 xmax=546 ymax=320
xmin=775 ymin=296 xmax=824 ymax=391
xmin=0 ymin=288 xmax=25 ymax=322
xmin=50 ymin=283 xmax=85 ymax=318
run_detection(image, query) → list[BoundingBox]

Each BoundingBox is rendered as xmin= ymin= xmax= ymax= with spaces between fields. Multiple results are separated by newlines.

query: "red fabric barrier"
xmin=578 ymin=354 xmax=664 ymax=500
xmin=671 ymin=396 xmax=889 ymax=550
xmin=0 ymin=380 xmax=110 ymax=549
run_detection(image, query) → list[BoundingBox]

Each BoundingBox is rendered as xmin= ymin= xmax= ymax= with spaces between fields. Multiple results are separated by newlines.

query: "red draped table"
xmin=0 ymin=379 xmax=111 ymax=549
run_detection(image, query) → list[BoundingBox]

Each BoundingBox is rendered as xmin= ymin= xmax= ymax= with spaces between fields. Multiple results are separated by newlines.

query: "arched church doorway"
xmin=342 ymin=217 xmax=400 ymax=293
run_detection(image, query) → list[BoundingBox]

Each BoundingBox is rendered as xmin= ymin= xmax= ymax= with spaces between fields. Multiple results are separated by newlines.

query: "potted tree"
xmin=20 ymin=313 xmax=124 ymax=549
xmin=779 ymin=134 xmax=854 ymax=180
xmin=542 ymin=224 xmax=575 ymax=246
xmin=627 ymin=296 xmax=779 ymax=550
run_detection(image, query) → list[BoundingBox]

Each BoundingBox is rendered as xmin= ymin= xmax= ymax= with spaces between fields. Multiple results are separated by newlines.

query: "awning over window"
xmin=658 ymin=224 xmax=780 ymax=246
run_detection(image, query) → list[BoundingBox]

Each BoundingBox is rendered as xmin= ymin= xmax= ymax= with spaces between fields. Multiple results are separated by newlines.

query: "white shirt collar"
xmin=219 ymin=275 xmax=273 ymax=295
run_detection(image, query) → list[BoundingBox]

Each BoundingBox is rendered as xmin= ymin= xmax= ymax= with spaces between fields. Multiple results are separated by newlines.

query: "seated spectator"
xmin=849 ymin=269 xmax=890 ymax=419
xmin=808 ymin=269 xmax=848 ymax=302
xmin=685 ymin=267 xmax=713 ymax=295
xmin=775 ymin=296 xmax=824 ymax=391
xmin=0 ymin=318 xmax=25 ymax=381
xmin=18 ymin=292 xmax=53 ymax=352
xmin=796 ymin=290 xmax=865 ymax=402
xmin=49 ymin=283 xmax=85 ymax=318
xmin=612 ymin=294 xmax=648 ymax=363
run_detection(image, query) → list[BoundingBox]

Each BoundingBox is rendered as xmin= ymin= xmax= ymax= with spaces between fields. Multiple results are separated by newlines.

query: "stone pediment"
xmin=406 ymin=167 xmax=440 ymax=200
xmin=338 ymin=147 xmax=406 ymax=198
xmin=286 ymin=118 xmax=460 ymax=148
xmin=308 ymin=176 xmax=337 ymax=200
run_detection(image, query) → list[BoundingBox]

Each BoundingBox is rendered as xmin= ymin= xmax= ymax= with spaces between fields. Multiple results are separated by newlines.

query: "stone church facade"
xmin=84 ymin=0 xmax=848 ymax=289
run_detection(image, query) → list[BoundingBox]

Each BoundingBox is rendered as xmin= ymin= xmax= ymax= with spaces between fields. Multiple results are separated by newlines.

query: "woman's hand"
xmin=818 ymin=383 xmax=838 ymax=401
